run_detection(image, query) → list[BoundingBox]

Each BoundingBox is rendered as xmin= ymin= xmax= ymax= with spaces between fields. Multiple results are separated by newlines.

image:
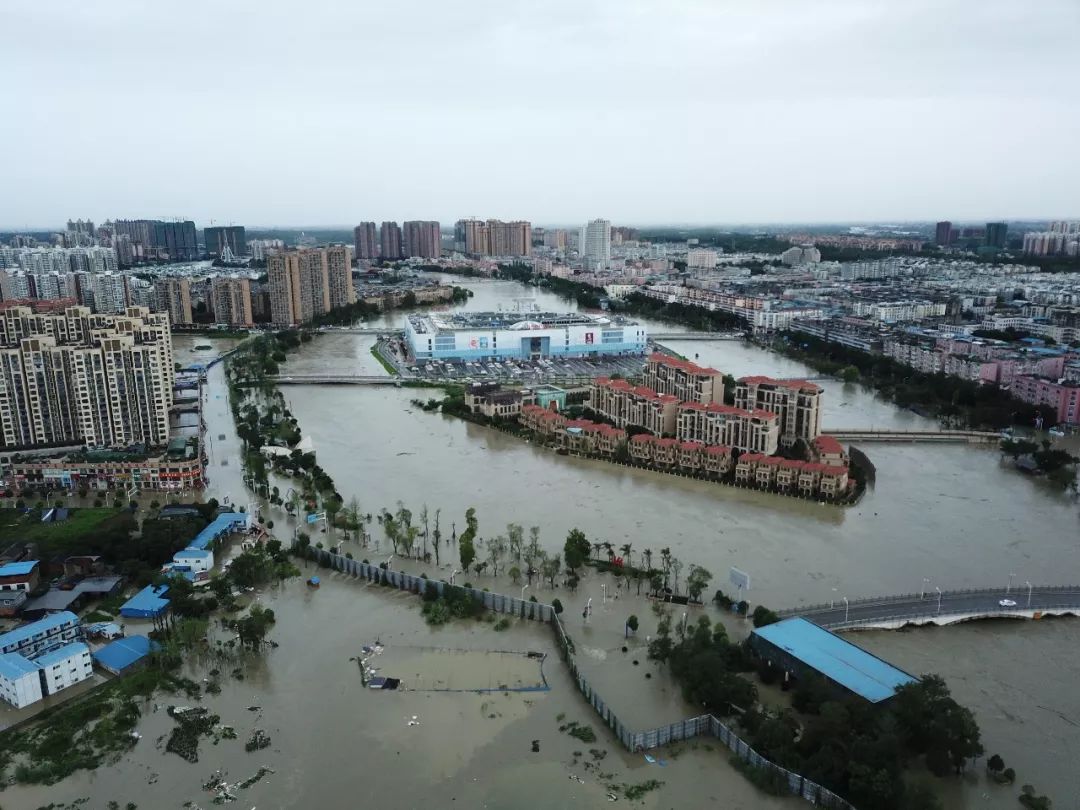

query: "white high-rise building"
xmin=581 ymin=218 xmax=611 ymax=270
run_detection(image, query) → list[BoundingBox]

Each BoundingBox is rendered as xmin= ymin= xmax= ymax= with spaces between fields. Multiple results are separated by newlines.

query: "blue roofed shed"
xmin=0 ymin=560 xmax=40 ymax=577
xmin=187 ymin=512 xmax=248 ymax=551
xmin=119 ymin=585 xmax=170 ymax=619
xmin=750 ymin=617 xmax=918 ymax=703
xmin=93 ymin=636 xmax=157 ymax=675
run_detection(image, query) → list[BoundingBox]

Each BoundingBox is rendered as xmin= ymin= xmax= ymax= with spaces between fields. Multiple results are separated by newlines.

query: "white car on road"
xmin=998 ymin=599 xmax=1017 ymax=607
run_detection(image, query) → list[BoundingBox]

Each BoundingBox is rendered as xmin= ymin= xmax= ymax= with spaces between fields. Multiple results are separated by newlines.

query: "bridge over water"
xmin=651 ymin=332 xmax=743 ymax=341
xmin=825 ymin=428 xmax=1000 ymax=443
xmin=778 ymin=584 xmax=1080 ymax=631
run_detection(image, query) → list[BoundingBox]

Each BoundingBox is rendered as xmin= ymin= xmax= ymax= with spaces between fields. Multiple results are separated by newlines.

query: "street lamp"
xmin=831 ymin=587 xmax=837 ymax=608
xmin=935 ymin=586 xmax=942 ymax=613
xmin=584 ymin=597 xmax=592 ymax=623
xmin=521 ymin=583 xmax=529 ymax=601
xmin=385 ymin=554 xmax=394 ymax=569
xmin=921 ymin=578 xmax=930 ymax=599
xmin=843 ymin=596 xmax=849 ymax=623
xmin=1026 ymin=581 xmax=1033 ymax=608
xmin=450 ymin=569 xmax=460 ymax=585
xmin=1008 ymin=573 xmax=1016 ymax=594
xmin=601 ymin=583 xmax=607 ymax=604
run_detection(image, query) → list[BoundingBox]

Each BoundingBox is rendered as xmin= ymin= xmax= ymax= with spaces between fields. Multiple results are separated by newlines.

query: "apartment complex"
xmin=211 ymin=277 xmax=254 ymax=328
xmin=155 ymin=278 xmax=193 ymax=325
xmin=581 ymin=219 xmax=611 ymax=269
xmin=0 ymin=611 xmax=93 ymax=708
xmin=268 ymin=246 xmax=355 ymax=326
xmin=455 ymin=219 xmax=532 ymax=257
xmin=109 ymin=219 xmax=198 ymax=262
xmin=1012 ymin=375 xmax=1080 ymax=424
xmin=353 ymin=222 xmax=378 ymax=260
xmin=380 ymin=222 xmax=404 ymax=260
xmin=642 ymin=352 xmax=723 ymax=405
xmin=403 ymin=221 xmax=441 ymax=259
xmin=735 ymin=376 xmax=822 ymax=447
xmin=589 ymin=378 xmax=680 ymax=436
xmin=0 ymin=306 xmax=173 ymax=449
xmin=677 ymin=401 xmax=780 ymax=455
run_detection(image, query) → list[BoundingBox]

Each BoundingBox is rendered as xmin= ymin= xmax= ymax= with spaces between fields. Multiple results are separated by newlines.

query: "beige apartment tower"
xmin=154 ymin=278 xmax=193 ymax=325
xmin=0 ymin=306 xmax=173 ymax=449
xmin=211 ymin=277 xmax=254 ymax=327
xmin=734 ymin=376 xmax=823 ymax=447
xmin=268 ymin=246 xmax=354 ymax=326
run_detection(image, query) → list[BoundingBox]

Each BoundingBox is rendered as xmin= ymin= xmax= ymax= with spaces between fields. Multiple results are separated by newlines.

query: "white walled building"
xmin=0 ymin=613 xmax=93 ymax=709
xmin=581 ymin=219 xmax=611 ymax=270
xmin=687 ymin=249 xmax=718 ymax=269
xmin=0 ymin=653 xmax=42 ymax=708
xmin=35 ymin=642 xmax=94 ymax=696
xmin=172 ymin=548 xmax=214 ymax=573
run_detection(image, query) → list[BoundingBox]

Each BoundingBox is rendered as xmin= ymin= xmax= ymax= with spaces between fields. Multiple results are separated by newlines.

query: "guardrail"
xmin=814 ymin=603 xmax=1080 ymax=631
xmin=777 ymin=584 xmax=1080 ymax=617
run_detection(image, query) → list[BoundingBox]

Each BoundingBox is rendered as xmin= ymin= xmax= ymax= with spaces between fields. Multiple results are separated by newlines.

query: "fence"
xmin=306 ymin=543 xmax=857 ymax=810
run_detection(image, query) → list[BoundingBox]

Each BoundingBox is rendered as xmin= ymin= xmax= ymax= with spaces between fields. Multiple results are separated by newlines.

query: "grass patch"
xmin=369 ymin=344 xmax=398 ymax=376
xmin=619 ymin=779 xmax=664 ymax=801
xmin=558 ymin=720 xmax=597 ymax=743
xmin=83 ymin=610 xmax=114 ymax=623
xmin=0 ymin=507 xmax=117 ymax=550
xmin=0 ymin=668 xmax=203 ymax=786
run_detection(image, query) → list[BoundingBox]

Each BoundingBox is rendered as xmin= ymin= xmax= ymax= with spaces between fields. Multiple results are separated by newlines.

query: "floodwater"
xmin=6 ymin=575 xmax=790 ymax=810
xmin=15 ymin=285 xmax=1080 ymax=808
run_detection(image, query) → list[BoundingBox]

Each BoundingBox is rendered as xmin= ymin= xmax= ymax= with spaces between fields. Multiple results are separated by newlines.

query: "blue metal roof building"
xmin=0 ymin=610 xmax=79 ymax=655
xmin=750 ymin=617 xmax=918 ymax=703
xmin=0 ymin=651 xmax=40 ymax=680
xmin=92 ymin=636 xmax=156 ymax=674
xmin=0 ymin=560 xmax=40 ymax=577
xmin=119 ymin=585 xmax=170 ymax=619
xmin=34 ymin=640 xmax=90 ymax=668
xmin=187 ymin=512 xmax=247 ymax=551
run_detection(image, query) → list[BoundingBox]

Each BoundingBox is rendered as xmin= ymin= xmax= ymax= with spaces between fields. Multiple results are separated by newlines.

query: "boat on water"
xmin=307 ymin=576 xmax=320 ymax=588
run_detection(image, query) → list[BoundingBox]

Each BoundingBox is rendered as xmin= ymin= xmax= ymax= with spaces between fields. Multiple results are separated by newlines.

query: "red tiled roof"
xmin=758 ymin=456 xmax=783 ymax=466
xmin=648 ymin=352 xmax=721 ymax=377
xmin=813 ymin=435 xmax=844 ymax=455
xmin=819 ymin=465 xmax=849 ymax=477
xmin=751 ymin=409 xmax=779 ymax=421
xmin=680 ymin=441 xmax=705 ymax=451
xmin=630 ymin=434 xmax=655 ymax=444
xmin=656 ymin=437 xmax=679 ymax=447
xmin=780 ymin=459 xmax=805 ymax=470
xmin=705 ymin=445 xmax=732 ymax=455
xmin=739 ymin=453 xmax=764 ymax=463
xmin=738 ymin=375 xmax=822 ymax=393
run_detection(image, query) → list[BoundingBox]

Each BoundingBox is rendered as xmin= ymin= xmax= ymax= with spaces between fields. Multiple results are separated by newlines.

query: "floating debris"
xmin=245 ymin=729 xmax=271 ymax=752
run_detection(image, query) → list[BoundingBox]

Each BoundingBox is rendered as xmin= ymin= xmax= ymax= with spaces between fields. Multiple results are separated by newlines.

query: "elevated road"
xmin=271 ymin=375 xmax=403 ymax=386
xmin=778 ymin=585 xmax=1080 ymax=631
xmin=826 ymin=428 xmax=1000 ymax=444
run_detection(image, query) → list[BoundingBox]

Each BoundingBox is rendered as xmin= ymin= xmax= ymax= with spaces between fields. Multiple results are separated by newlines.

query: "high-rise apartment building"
xmin=91 ymin=273 xmax=130 ymax=314
xmin=734 ymin=376 xmax=822 ymax=447
xmin=403 ymin=221 xmax=441 ymax=259
xmin=0 ymin=306 xmax=173 ymax=448
xmin=581 ymin=219 xmax=611 ymax=269
xmin=985 ymin=222 xmax=1008 ymax=249
xmin=203 ymin=226 xmax=247 ymax=259
xmin=488 ymin=220 xmax=532 ymax=257
xmin=155 ymin=278 xmax=193 ymax=325
xmin=543 ymin=229 xmax=568 ymax=250
xmin=935 ymin=221 xmax=953 ymax=246
xmin=249 ymin=239 xmax=285 ymax=261
xmin=110 ymin=220 xmax=198 ymax=262
xmin=354 ymin=222 xmax=378 ymax=260
xmin=325 ymin=245 xmax=355 ymax=310
xmin=379 ymin=222 xmax=404 ymax=260
xmin=268 ymin=247 xmax=354 ymax=326
xmin=457 ymin=219 xmax=489 ymax=255
xmin=211 ymin=277 xmax=254 ymax=328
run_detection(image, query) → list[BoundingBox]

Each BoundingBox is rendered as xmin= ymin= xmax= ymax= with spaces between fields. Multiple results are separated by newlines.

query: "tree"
xmin=551 ymin=598 xmax=563 ymax=615
xmin=563 ymin=528 xmax=590 ymax=573
xmin=626 ymin=614 xmax=639 ymax=637
xmin=670 ymin=557 xmax=684 ymax=595
xmin=648 ymin=612 xmax=674 ymax=663
xmin=235 ymin=604 xmax=276 ymax=649
xmin=642 ymin=548 xmax=653 ymax=572
xmin=459 ymin=533 xmax=476 ymax=573
xmin=619 ymin=543 xmax=633 ymax=568
xmin=752 ymin=605 xmax=780 ymax=628
xmin=541 ymin=552 xmax=561 ymax=588
xmin=485 ymin=534 xmax=507 ymax=577
xmin=686 ymin=565 xmax=713 ymax=602
xmin=523 ymin=527 xmax=542 ymax=584
xmin=987 ymin=754 xmax=1005 ymax=775
xmin=432 ymin=508 xmax=442 ymax=566
xmin=506 ymin=523 xmax=524 ymax=564
xmin=508 ymin=565 xmax=522 ymax=585
xmin=420 ymin=504 xmax=430 ymax=559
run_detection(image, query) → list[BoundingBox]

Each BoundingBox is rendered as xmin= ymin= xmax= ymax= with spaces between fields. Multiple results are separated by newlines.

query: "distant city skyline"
xmin=2 ymin=0 xmax=1079 ymax=227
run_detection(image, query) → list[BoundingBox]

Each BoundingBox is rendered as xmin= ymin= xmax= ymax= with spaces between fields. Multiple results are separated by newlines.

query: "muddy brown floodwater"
xmin=9 ymin=285 xmax=1079 ymax=809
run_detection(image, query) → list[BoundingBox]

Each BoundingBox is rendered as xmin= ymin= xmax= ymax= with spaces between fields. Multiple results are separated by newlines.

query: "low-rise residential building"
xmin=5 ymin=447 xmax=204 ymax=492
xmin=464 ymin=383 xmax=527 ymax=419
xmin=642 ymin=352 xmax=724 ymax=405
xmin=811 ymin=435 xmax=848 ymax=467
xmin=1012 ymin=375 xmax=1080 ymax=424
xmin=0 ymin=560 xmax=40 ymax=593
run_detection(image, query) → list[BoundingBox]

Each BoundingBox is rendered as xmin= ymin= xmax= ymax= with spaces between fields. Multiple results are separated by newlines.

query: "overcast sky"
xmin=2 ymin=0 xmax=1078 ymax=229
